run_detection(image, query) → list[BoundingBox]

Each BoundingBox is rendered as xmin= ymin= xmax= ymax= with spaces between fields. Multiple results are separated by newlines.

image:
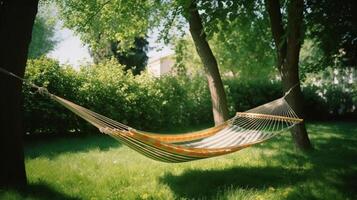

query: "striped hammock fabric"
xmin=50 ymin=94 xmax=303 ymax=163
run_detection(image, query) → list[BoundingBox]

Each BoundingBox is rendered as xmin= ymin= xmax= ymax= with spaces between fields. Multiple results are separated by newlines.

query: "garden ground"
xmin=1 ymin=122 xmax=356 ymax=200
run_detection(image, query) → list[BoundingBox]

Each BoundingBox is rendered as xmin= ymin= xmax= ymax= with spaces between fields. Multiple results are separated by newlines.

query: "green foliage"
xmin=91 ymin=37 xmax=149 ymax=75
xmin=76 ymin=59 xmax=213 ymax=131
xmin=209 ymin=17 xmax=276 ymax=79
xmin=305 ymin=0 xmax=357 ymax=66
xmin=56 ymin=0 xmax=166 ymax=51
xmin=225 ymin=79 xmax=283 ymax=112
xmin=299 ymin=39 xmax=326 ymax=78
xmin=24 ymin=57 xmax=213 ymax=134
xmin=173 ymin=36 xmax=204 ymax=76
xmin=172 ymin=0 xmax=276 ymax=80
xmin=28 ymin=4 xmax=58 ymax=59
xmin=1 ymin=122 xmax=357 ymax=199
xmin=56 ymin=0 xmax=355 ymax=83
xmin=174 ymin=32 xmax=276 ymax=80
xmin=24 ymin=58 xmax=82 ymax=134
xmin=302 ymin=67 xmax=356 ymax=120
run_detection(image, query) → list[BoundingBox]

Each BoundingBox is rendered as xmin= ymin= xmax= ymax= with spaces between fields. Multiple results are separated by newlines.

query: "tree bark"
xmin=265 ymin=0 xmax=286 ymax=73
xmin=0 ymin=0 xmax=39 ymax=187
xmin=265 ymin=0 xmax=312 ymax=150
xmin=186 ymin=1 xmax=229 ymax=125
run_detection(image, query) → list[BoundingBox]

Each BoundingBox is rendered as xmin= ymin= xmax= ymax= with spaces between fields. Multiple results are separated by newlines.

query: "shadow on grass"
xmin=159 ymin=166 xmax=305 ymax=199
xmin=161 ymin=122 xmax=357 ymax=199
xmin=258 ymin=122 xmax=357 ymax=199
xmin=1 ymin=182 xmax=80 ymax=200
xmin=25 ymin=135 xmax=121 ymax=159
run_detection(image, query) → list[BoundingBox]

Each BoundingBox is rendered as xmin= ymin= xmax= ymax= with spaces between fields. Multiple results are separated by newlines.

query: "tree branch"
xmin=82 ymin=0 xmax=111 ymax=28
xmin=286 ymin=0 xmax=304 ymax=69
xmin=265 ymin=0 xmax=287 ymax=70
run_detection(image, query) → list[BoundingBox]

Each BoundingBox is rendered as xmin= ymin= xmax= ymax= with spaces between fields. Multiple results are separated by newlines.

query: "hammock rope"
xmin=0 ymin=67 xmax=303 ymax=163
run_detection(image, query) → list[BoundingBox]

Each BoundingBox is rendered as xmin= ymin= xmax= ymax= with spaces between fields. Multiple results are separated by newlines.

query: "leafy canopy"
xmin=28 ymin=3 xmax=58 ymax=58
xmin=56 ymin=0 xmax=170 ymax=51
xmin=90 ymin=37 xmax=149 ymax=75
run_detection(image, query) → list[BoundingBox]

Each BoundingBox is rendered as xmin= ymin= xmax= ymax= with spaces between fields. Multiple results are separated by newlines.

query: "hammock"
xmin=0 ymin=67 xmax=303 ymax=163
xmin=52 ymin=94 xmax=302 ymax=163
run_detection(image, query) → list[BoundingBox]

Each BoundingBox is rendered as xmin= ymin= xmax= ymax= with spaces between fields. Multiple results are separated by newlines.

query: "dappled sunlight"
xmin=159 ymin=166 xmax=305 ymax=199
xmin=25 ymin=135 xmax=121 ymax=159
xmin=14 ymin=122 xmax=356 ymax=199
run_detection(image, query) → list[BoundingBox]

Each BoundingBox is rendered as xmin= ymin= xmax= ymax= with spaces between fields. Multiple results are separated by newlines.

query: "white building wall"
xmin=147 ymin=54 xmax=175 ymax=77
xmin=160 ymin=57 xmax=175 ymax=75
xmin=147 ymin=59 xmax=161 ymax=77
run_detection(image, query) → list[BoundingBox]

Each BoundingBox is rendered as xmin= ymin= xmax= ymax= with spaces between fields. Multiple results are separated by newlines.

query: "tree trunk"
xmin=265 ymin=0 xmax=312 ymax=150
xmin=0 ymin=0 xmax=39 ymax=187
xmin=186 ymin=1 xmax=229 ymax=125
xmin=284 ymin=0 xmax=312 ymax=150
xmin=264 ymin=0 xmax=286 ymax=73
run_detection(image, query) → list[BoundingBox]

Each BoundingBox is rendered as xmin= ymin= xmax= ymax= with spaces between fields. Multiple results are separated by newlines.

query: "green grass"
xmin=1 ymin=122 xmax=356 ymax=200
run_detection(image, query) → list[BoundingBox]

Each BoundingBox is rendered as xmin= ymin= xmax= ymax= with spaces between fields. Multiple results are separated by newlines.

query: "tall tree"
xmin=28 ymin=5 xmax=58 ymax=59
xmin=185 ymin=1 xmax=229 ymax=124
xmin=265 ymin=0 xmax=312 ymax=150
xmin=91 ymin=37 xmax=149 ymax=75
xmin=0 ymin=0 xmax=39 ymax=187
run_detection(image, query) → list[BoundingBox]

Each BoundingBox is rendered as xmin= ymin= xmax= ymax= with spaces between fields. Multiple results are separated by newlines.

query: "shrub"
xmin=225 ymin=78 xmax=282 ymax=113
xmin=302 ymin=83 xmax=356 ymax=120
xmin=75 ymin=60 xmax=212 ymax=131
xmin=24 ymin=57 xmax=83 ymax=134
xmin=23 ymin=58 xmax=213 ymax=134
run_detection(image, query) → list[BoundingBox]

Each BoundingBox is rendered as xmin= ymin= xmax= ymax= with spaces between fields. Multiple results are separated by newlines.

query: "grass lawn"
xmin=1 ymin=122 xmax=356 ymax=200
